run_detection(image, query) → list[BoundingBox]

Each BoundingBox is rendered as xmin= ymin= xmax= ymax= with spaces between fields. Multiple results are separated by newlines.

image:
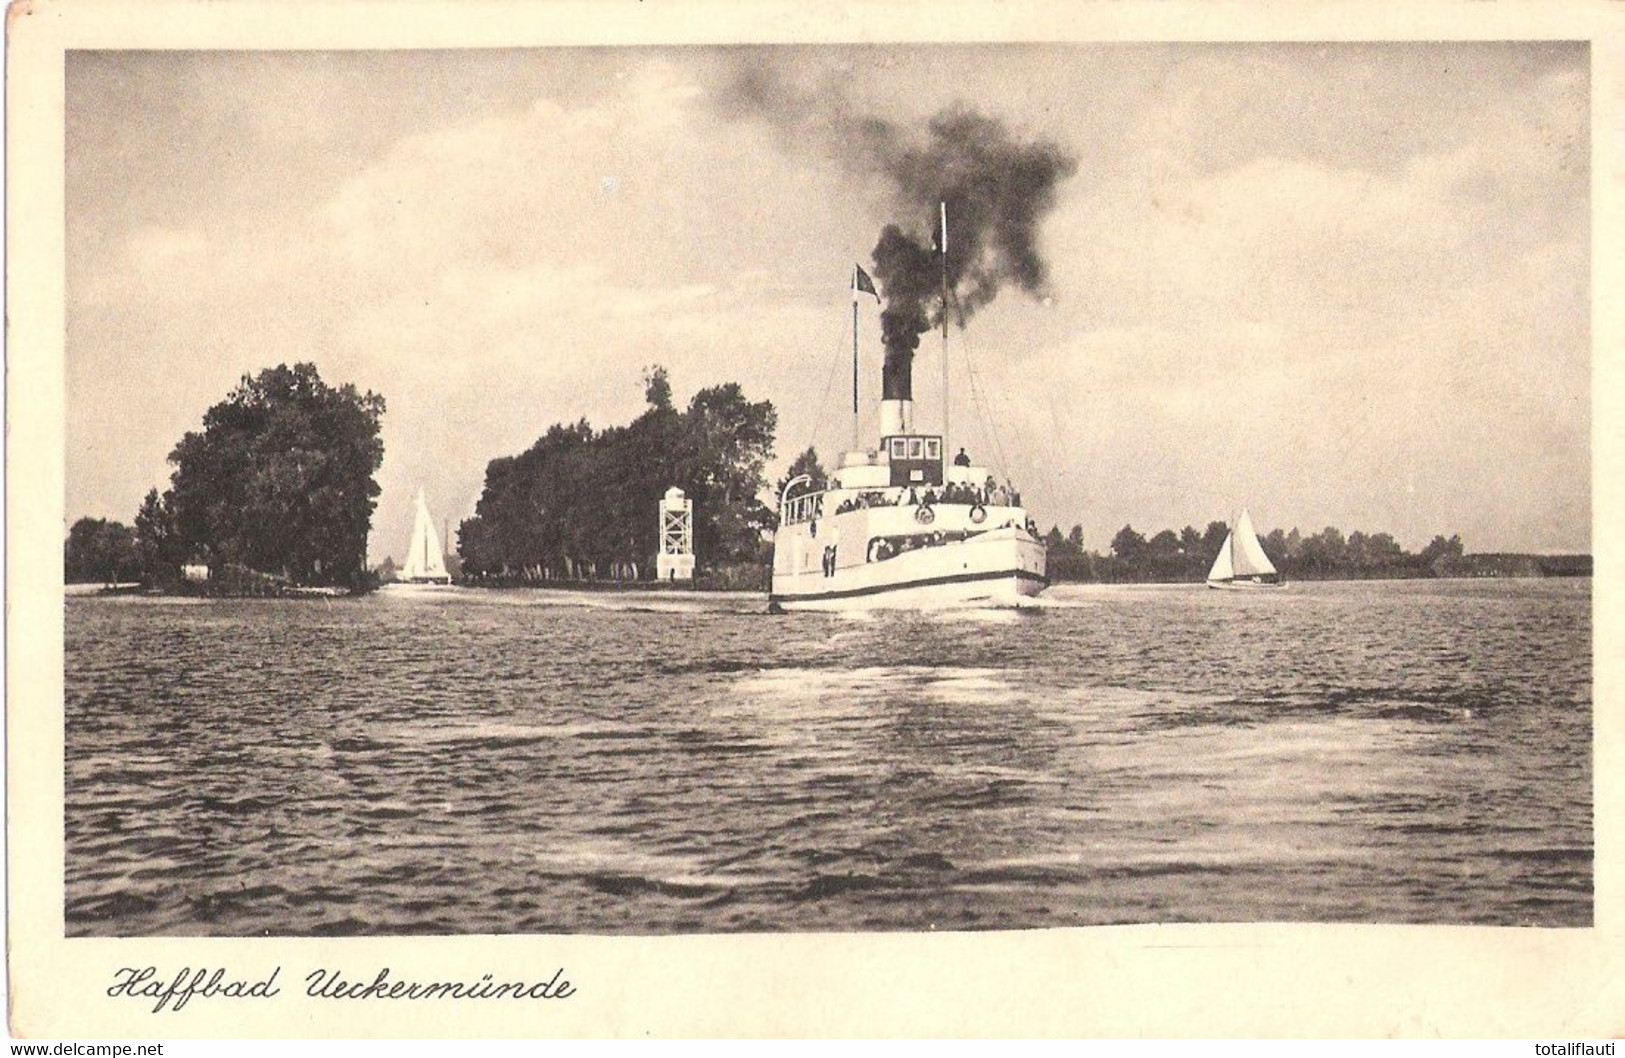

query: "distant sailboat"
xmin=397 ymin=488 xmax=452 ymax=585
xmin=1207 ymin=509 xmax=1285 ymax=590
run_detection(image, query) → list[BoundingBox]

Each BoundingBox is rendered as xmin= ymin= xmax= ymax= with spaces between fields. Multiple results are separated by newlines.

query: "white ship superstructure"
xmin=769 ymin=445 xmax=1047 ymax=610
xmin=768 ymin=215 xmax=1047 ymax=611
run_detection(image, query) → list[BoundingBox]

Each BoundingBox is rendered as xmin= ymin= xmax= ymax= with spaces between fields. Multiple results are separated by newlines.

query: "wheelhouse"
xmin=882 ymin=434 xmax=943 ymax=488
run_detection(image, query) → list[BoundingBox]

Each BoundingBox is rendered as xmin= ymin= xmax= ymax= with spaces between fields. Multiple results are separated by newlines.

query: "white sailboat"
xmin=394 ymin=488 xmax=453 ymax=586
xmin=1206 ymin=508 xmax=1285 ymax=590
xmin=768 ymin=206 xmax=1047 ymax=611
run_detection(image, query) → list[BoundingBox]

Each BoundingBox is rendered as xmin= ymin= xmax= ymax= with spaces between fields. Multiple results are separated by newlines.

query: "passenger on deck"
xmin=954 ymin=448 xmax=971 ymax=467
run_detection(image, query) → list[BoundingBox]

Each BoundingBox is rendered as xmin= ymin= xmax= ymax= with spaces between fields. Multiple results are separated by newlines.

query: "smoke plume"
xmin=709 ymin=62 xmax=1077 ymax=401
xmin=870 ymin=107 xmax=1077 ymax=398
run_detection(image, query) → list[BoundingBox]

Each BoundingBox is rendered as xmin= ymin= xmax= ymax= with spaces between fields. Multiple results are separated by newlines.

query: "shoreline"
xmin=67 ymin=571 xmax=1593 ymax=600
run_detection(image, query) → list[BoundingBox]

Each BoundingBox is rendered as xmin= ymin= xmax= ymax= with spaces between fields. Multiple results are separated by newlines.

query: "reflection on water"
xmin=65 ymin=579 xmax=1591 ymax=935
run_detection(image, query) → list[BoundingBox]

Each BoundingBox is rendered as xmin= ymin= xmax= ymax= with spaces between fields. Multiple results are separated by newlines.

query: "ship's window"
xmin=925 ymin=439 xmax=941 ymax=460
xmin=908 ymin=439 xmax=923 ymax=459
xmin=890 ymin=438 xmax=907 ymax=459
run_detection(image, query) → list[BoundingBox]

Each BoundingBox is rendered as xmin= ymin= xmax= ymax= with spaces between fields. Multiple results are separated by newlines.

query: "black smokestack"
xmin=870 ymin=107 xmax=1078 ymax=400
xmin=873 ymin=225 xmax=936 ymax=400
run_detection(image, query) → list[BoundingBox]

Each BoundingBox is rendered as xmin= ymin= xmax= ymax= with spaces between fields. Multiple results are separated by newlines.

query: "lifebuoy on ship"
xmin=969 ymin=505 xmax=987 ymax=524
xmin=915 ymin=505 xmax=935 ymax=525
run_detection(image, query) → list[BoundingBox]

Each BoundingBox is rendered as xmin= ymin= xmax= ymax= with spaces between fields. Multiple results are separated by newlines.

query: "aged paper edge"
xmin=6 ymin=0 xmax=1622 ymax=1039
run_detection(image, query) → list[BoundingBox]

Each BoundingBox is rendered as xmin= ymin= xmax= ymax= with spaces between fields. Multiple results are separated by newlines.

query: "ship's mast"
xmin=852 ymin=266 xmax=861 ymax=452
xmin=940 ymin=200 xmax=949 ymax=454
xmin=1230 ymin=512 xmax=1236 ymax=579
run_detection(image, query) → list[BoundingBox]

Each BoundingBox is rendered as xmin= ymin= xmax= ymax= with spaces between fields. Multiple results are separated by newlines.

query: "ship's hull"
xmin=384 ymin=578 xmax=455 ymax=589
xmin=770 ymin=514 xmax=1047 ymax=611
xmin=1206 ymin=578 xmax=1287 ymax=591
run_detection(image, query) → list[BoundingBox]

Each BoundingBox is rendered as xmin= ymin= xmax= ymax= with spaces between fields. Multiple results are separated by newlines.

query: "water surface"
xmin=65 ymin=579 xmax=1592 ymax=935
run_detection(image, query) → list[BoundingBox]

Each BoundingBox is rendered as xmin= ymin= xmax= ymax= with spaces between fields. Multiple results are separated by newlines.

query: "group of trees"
xmin=1044 ymin=521 xmax=1469 ymax=583
xmin=456 ymin=367 xmax=777 ymax=582
xmin=66 ymin=363 xmax=386 ymax=590
xmin=63 ymin=517 xmax=143 ymax=586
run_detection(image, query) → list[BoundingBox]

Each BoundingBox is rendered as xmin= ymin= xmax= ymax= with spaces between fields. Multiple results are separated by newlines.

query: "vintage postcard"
xmin=7 ymin=0 xmax=1623 ymax=1039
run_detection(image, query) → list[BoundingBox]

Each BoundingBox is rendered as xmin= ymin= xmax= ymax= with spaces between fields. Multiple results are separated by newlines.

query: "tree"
xmin=642 ymin=365 xmax=674 ymax=412
xmin=1110 ymin=525 xmax=1147 ymax=561
xmin=1417 ymin=534 xmax=1465 ymax=569
xmin=776 ymin=447 xmax=828 ymax=501
xmin=163 ymin=363 xmax=385 ymax=586
xmin=64 ymin=518 xmax=140 ymax=585
xmin=685 ymin=383 xmax=777 ymax=564
xmin=1366 ymin=532 xmax=1404 ymax=566
xmin=1066 ymin=525 xmax=1086 ymax=554
xmin=1147 ymin=529 xmax=1181 ymax=557
xmin=1346 ymin=530 xmax=1371 ymax=569
xmin=132 ymin=488 xmax=183 ymax=585
xmin=1260 ymin=528 xmax=1288 ymax=568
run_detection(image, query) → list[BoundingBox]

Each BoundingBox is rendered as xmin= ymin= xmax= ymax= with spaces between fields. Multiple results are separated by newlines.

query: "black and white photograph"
xmin=57 ymin=38 xmax=1594 ymax=938
xmin=11 ymin=1 xmax=1620 ymax=1039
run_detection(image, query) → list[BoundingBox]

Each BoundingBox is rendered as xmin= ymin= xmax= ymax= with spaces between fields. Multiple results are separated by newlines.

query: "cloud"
xmin=66 ymin=45 xmax=1590 ymax=556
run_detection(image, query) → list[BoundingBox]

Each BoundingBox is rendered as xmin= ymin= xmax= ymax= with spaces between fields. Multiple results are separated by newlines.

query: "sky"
xmin=65 ymin=43 xmax=1590 ymax=558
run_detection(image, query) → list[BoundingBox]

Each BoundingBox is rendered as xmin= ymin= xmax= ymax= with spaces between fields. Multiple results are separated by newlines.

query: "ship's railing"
xmin=866 ymin=518 xmax=1037 ymax=563
xmin=778 ymin=474 xmax=824 ymax=526
xmin=778 ymin=473 xmax=1028 ymax=528
xmin=831 ymin=482 xmax=1024 ymax=514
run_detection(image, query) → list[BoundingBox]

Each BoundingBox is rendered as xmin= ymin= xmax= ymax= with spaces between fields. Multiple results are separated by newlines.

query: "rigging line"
xmin=968 ymin=321 xmax=1061 ymax=518
xmin=1006 ymin=383 xmax=1061 ymax=521
xmin=954 ymin=314 xmax=1012 ymax=483
xmin=957 ymin=334 xmax=998 ymax=477
xmin=799 ymin=311 xmax=855 ymax=461
xmin=1027 ymin=394 xmax=1066 ymax=524
xmin=963 ymin=330 xmax=1012 ymax=486
xmin=964 ymin=341 xmax=1007 ymax=480
xmin=945 ymin=290 xmax=1000 ymax=477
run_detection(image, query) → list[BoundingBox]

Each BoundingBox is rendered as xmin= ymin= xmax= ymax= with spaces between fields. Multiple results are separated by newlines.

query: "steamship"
xmin=768 ymin=213 xmax=1048 ymax=611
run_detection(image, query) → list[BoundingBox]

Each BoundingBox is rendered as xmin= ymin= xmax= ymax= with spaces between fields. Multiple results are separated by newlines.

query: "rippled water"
xmin=64 ymin=579 xmax=1592 ymax=935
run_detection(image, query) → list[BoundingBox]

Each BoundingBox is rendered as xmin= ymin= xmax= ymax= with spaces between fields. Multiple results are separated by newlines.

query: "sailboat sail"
xmin=1207 ymin=509 xmax=1277 ymax=584
xmin=400 ymin=489 xmax=450 ymax=582
xmin=1207 ymin=536 xmax=1234 ymax=582
xmin=1230 ymin=509 xmax=1277 ymax=577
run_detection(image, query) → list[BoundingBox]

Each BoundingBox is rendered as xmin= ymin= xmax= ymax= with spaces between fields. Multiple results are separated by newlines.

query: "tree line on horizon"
xmin=1041 ymin=521 xmax=1471 ymax=583
xmin=65 ymin=367 xmax=1584 ymax=591
xmin=455 ymin=367 xmax=777 ymax=582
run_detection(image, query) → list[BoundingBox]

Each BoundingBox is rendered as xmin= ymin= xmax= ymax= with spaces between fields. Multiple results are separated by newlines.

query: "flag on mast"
xmin=853 ymin=263 xmax=878 ymax=301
